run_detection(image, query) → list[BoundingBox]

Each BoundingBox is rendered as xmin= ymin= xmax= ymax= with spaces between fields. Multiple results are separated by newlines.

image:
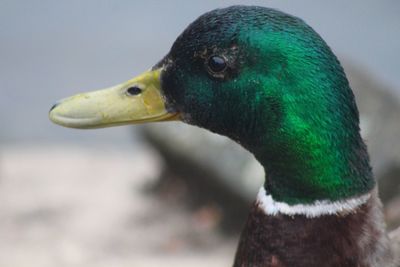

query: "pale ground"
xmin=0 ymin=145 xmax=237 ymax=267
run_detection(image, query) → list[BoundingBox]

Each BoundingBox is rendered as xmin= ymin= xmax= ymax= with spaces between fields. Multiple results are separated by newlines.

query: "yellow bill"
xmin=49 ymin=69 xmax=179 ymax=129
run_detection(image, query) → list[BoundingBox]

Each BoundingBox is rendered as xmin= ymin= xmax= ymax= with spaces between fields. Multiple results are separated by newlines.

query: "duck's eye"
xmin=207 ymin=55 xmax=227 ymax=73
xmin=126 ymin=86 xmax=142 ymax=96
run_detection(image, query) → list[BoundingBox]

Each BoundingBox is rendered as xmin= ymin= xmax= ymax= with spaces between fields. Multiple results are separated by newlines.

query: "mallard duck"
xmin=49 ymin=5 xmax=399 ymax=267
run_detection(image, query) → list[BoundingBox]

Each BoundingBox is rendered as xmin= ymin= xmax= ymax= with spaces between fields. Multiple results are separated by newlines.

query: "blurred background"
xmin=1 ymin=1 xmax=399 ymax=266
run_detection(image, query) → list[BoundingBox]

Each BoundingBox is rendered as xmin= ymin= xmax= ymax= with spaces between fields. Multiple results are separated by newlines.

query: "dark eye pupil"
xmin=208 ymin=56 xmax=226 ymax=73
xmin=127 ymin=86 xmax=142 ymax=96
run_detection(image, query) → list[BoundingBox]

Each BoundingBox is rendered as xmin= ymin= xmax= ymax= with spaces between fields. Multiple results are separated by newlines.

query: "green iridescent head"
xmin=50 ymin=6 xmax=374 ymax=204
xmin=160 ymin=6 xmax=374 ymax=204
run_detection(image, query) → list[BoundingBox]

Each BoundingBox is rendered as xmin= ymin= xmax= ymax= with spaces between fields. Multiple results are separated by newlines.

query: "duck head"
xmin=50 ymin=6 xmax=374 ymax=204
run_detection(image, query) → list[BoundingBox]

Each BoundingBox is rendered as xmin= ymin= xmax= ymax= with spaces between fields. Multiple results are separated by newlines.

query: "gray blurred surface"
xmin=1 ymin=0 xmax=399 ymax=146
xmin=0 ymin=145 xmax=236 ymax=267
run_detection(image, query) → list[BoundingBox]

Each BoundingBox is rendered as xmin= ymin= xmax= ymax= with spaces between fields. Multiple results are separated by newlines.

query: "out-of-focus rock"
xmin=142 ymin=122 xmax=263 ymax=203
xmin=140 ymin=61 xmax=400 ymax=229
xmin=141 ymin=123 xmax=259 ymax=232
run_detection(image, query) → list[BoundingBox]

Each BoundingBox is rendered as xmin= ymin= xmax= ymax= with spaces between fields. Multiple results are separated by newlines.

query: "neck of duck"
xmin=240 ymin=63 xmax=375 ymax=206
xmin=252 ymin=128 xmax=375 ymax=205
xmin=233 ymin=79 xmax=376 ymax=206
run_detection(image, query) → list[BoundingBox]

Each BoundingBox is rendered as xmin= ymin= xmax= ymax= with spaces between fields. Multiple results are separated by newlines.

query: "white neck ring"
xmin=256 ymin=187 xmax=371 ymax=218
